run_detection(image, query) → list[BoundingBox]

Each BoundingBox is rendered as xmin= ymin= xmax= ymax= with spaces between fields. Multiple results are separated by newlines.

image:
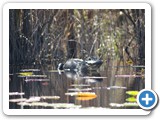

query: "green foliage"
xmin=9 ymin=9 xmax=145 ymax=67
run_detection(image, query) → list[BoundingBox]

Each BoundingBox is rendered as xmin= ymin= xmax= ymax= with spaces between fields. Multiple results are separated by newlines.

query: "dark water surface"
xmin=9 ymin=60 xmax=144 ymax=109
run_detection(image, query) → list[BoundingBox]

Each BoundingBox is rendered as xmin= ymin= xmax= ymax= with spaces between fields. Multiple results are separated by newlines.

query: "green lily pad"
xmin=126 ymin=91 xmax=139 ymax=96
xmin=126 ymin=97 xmax=137 ymax=102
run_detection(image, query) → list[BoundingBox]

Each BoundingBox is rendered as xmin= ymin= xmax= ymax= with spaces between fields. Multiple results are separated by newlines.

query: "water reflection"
xmin=9 ymin=60 xmax=143 ymax=109
xmin=63 ymin=70 xmax=103 ymax=84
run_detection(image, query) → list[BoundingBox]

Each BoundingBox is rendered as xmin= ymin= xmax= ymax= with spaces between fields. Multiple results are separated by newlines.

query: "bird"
xmin=57 ymin=56 xmax=103 ymax=74
xmin=57 ymin=56 xmax=103 ymax=83
xmin=85 ymin=56 xmax=103 ymax=70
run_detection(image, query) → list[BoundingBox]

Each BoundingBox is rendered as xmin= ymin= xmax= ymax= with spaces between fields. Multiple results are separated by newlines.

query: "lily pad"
xmin=25 ymin=97 xmax=41 ymax=102
xmin=20 ymin=69 xmax=40 ymax=72
xmin=109 ymin=103 xmax=124 ymax=107
xmin=46 ymin=103 xmax=81 ymax=109
xmin=9 ymin=92 xmax=25 ymax=96
xmin=126 ymin=97 xmax=137 ymax=102
xmin=68 ymin=88 xmax=92 ymax=92
xmin=17 ymin=102 xmax=31 ymax=106
xmin=123 ymin=102 xmax=139 ymax=107
xmin=76 ymin=96 xmax=97 ymax=101
xmin=77 ymin=92 xmax=97 ymax=97
xmin=18 ymin=72 xmax=33 ymax=76
xmin=40 ymin=96 xmax=60 ymax=100
xmin=126 ymin=91 xmax=139 ymax=96
xmin=65 ymin=92 xmax=78 ymax=96
xmin=70 ymin=84 xmax=90 ymax=87
xmin=9 ymin=98 xmax=27 ymax=102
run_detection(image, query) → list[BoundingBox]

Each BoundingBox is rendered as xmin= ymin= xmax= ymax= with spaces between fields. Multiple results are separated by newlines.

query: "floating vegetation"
xmin=40 ymin=96 xmax=60 ymax=100
xmin=29 ymin=102 xmax=49 ymax=107
xmin=75 ymin=92 xmax=97 ymax=101
xmin=76 ymin=95 xmax=97 ymax=101
xmin=9 ymin=92 xmax=25 ymax=96
xmin=9 ymin=96 xmax=60 ymax=103
xmin=80 ymin=77 xmax=107 ymax=79
xmin=20 ymin=69 xmax=40 ymax=72
xmin=126 ymin=91 xmax=139 ymax=96
xmin=17 ymin=102 xmax=47 ymax=107
xmin=25 ymin=79 xmax=50 ymax=82
xmin=82 ymin=107 xmax=110 ymax=109
xmin=77 ymin=92 xmax=97 ymax=97
xmin=17 ymin=102 xmax=31 ymax=106
xmin=65 ymin=92 xmax=97 ymax=99
xmin=68 ymin=88 xmax=92 ymax=92
xmin=25 ymin=97 xmax=41 ymax=102
xmin=17 ymin=102 xmax=82 ymax=109
xmin=9 ymin=98 xmax=27 ymax=102
xmin=107 ymin=86 xmax=127 ymax=90
xmin=10 ymin=96 xmax=60 ymax=104
xmin=132 ymin=66 xmax=145 ymax=68
xmin=115 ymin=74 xmax=144 ymax=78
xmin=123 ymin=102 xmax=139 ymax=107
xmin=18 ymin=72 xmax=33 ymax=76
xmin=46 ymin=103 xmax=82 ymax=109
xmin=92 ymin=87 xmax=107 ymax=90
xmin=70 ymin=84 xmax=90 ymax=87
xmin=109 ymin=103 xmax=124 ymax=107
xmin=18 ymin=75 xmax=47 ymax=78
xmin=9 ymin=97 xmax=41 ymax=103
xmin=108 ymin=65 xmax=145 ymax=68
xmin=65 ymin=92 xmax=79 ymax=96
xmin=92 ymin=86 xmax=126 ymax=90
xmin=126 ymin=97 xmax=137 ymax=102
xmin=110 ymin=102 xmax=139 ymax=107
